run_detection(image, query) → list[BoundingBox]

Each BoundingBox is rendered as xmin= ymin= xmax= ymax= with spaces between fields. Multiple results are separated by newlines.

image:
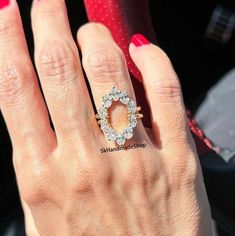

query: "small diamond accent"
xmin=128 ymin=100 xmax=137 ymax=114
xmin=103 ymin=95 xmax=112 ymax=108
xmin=98 ymin=106 xmax=108 ymax=119
xmin=120 ymin=92 xmax=130 ymax=104
xmin=129 ymin=115 xmax=137 ymax=128
xmin=111 ymin=86 xmax=120 ymax=101
xmin=116 ymin=133 xmax=126 ymax=145
xmin=124 ymin=127 xmax=133 ymax=139
xmin=106 ymin=128 xmax=117 ymax=141
xmin=100 ymin=120 xmax=109 ymax=132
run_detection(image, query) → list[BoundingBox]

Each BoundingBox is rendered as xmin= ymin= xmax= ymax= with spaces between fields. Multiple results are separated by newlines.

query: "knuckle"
xmin=20 ymin=170 xmax=50 ymax=206
xmin=78 ymin=22 xmax=111 ymax=37
xmin=83 ymin=47 xmax=125 ymax=82
xmin=71 ymin=161 xmax=113 ymax=193
xmin=149 ymin=78 xmax=182 ymax=99
xmin=118 ymin=154 xmax=160 ymax=193
xmin=38 ymin=41 xmax=78 ymax=86
xmin=33 ymin=1 xmax=66 ymax=19
xmin=0 ymin=62 xmax=29 ymax=105
xmin=143 ymin=47 xmax=182 ymax=99
xmin=14 ymin=152 xmax=52 ymax=206
xmin=119 ymin=158 xmax=147 ymax=189
xmin=22 ymin=186 xmax=48 ymax=207
xmin=70 ymin=167 xmax=93 ymax=194
xmin=91 ymin=162 xmax=113 ymax=187
xmin=0 ymin=18 xmax=19 ymax=41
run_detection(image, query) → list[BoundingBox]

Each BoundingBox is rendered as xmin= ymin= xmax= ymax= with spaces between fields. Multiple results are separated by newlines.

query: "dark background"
xmin=0 ymin=0 xmax=235 ymax=234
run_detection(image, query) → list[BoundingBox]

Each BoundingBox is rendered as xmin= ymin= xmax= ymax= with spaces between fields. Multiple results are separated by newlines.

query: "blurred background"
xmin=0 ymin=0 xmax=235 ymax=235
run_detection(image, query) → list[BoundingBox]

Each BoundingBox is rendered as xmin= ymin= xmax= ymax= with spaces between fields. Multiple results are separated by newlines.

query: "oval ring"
xmin=95 ymin=86 xmax=143 ymax=145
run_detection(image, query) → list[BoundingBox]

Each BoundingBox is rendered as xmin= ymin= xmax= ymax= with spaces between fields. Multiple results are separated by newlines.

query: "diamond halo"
xmin=96 ymin=86 xmax=142 ymax=146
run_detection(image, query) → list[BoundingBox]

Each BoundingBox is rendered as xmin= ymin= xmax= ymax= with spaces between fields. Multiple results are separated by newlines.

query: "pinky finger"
xmin=129 ymin=34 xmax=190 ymax=150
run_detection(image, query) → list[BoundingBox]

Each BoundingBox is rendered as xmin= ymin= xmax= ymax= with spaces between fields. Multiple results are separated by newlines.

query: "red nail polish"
xmin=131 ymin=34 xmax=150 ymax=47
xmin=0 ymin=0 xmax=10 ymax=9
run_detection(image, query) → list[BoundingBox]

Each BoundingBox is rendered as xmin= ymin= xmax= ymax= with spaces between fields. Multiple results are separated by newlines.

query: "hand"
xmin=0 ymin=1 xmax=211 ymax=235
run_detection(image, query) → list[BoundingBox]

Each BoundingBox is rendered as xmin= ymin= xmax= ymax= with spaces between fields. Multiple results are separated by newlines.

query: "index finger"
xmin=0 ymin=0 xmax=55 ymax=157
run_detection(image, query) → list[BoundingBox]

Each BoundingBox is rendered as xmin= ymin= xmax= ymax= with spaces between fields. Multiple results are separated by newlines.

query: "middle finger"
xmin=31 ymin=0 xmax=96 ymax=142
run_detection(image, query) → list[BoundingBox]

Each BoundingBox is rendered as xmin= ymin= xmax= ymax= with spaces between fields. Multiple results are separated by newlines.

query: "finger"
xmin=77 ymin=23 xmax=148 ymax=144
xmin=129 ymin=35 xmax=189 ymax=150
xmin=77 ymin=23 xmax=135 ymax=107
xmin=0 ymin=0 xmax=55 ymax=155
xmin=31 ymin=0 xmax=96 ymax=142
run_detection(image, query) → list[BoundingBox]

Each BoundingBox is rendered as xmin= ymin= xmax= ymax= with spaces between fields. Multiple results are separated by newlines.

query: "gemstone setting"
xmin=98 ymin=86 xmax=138 ymax=145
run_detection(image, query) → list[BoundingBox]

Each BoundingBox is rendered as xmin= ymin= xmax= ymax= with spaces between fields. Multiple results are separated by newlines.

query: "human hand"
xmin=0 ymin=0 xmax=211 ymax=235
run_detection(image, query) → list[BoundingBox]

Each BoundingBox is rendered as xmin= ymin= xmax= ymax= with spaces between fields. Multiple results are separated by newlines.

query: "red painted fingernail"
xmin=0 ymin=0 xmax=10 ymax=9
xmin=131 ymin=34 xmax=150 ymax=47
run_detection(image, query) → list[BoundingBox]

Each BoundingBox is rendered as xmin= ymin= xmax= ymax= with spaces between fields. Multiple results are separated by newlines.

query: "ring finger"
xmin=77 ymin=23 xmax=148 ymax=145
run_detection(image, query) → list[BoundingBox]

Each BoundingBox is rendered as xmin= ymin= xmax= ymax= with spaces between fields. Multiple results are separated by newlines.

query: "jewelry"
xmin=95 ymin=86 xmax=143 ymax=145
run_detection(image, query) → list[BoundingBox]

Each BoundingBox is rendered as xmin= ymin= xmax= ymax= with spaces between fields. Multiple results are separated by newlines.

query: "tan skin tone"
xmin=0 ymin=0 xmax=211 ymax=235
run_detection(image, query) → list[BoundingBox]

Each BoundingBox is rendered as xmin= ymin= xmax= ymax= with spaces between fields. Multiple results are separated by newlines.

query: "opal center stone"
xmin=98 ymin=86 xmax=137 ymax=146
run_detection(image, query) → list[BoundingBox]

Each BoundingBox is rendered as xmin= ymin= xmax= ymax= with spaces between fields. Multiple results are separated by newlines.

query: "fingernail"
xmin=0 ymin=0 xmax=10 ymax=9
xmin=131 ymin=34 xmax=150 ymax=47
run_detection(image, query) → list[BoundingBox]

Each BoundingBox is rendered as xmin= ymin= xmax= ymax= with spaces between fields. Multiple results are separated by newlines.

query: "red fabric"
xmin=84 ymin=0 xmax=215 ymax=155
xmin=84 ymin=0 xmax=155 ymax=128
xmin=84 ymin=0 xmax=156 ymax=82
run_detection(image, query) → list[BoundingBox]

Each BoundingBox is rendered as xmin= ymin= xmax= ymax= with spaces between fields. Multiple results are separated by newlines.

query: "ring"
xmin=95 ymin=86 xmax=143 ymax=146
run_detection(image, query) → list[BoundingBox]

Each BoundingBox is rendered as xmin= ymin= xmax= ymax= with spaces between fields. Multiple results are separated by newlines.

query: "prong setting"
xmin=97 ymin=86 xmax=142 ymax=146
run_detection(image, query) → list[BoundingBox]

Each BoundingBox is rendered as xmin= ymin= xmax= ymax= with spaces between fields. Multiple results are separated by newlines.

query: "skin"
xmin=0 ymin=0 xmax=211 ymax=235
